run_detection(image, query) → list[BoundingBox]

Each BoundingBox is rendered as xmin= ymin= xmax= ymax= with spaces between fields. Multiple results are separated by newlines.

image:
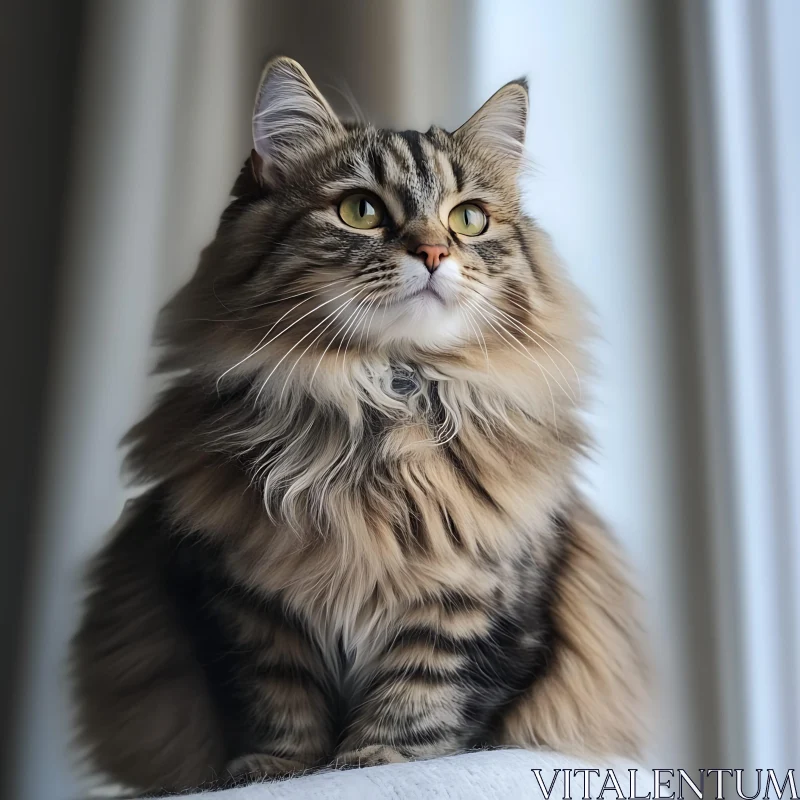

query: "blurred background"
xmin=2 ymin=1 xmax=799 ymax=797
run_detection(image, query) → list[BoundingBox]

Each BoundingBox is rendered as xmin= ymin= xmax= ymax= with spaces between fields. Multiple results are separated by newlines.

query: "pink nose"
xmin=415 ymin=244 xmax=450 ymax=273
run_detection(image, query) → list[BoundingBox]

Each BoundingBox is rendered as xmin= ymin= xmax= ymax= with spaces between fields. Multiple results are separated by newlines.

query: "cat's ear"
xmin=454 ymin=79 xmax=528 ymax=164
xmin=251 ymin=57 xmax=344 ymax=185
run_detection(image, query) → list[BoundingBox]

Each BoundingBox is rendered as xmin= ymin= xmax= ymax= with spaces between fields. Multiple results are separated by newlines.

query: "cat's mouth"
xmin=409 ymin=285 xmax=445 ymax=303
xmin=378 ymin=282 xmax=447 ymax=310
xmin=397 ymin=276 xmax=450 ymax=306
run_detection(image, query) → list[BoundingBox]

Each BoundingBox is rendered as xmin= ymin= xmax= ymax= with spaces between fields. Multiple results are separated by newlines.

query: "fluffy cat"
xmin=71 ymin=57 xmax=647 ymax=793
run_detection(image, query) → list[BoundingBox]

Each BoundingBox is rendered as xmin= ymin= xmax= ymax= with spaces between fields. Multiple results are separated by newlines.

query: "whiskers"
xmin=275 ymin=285 xmax=374 ymax=401
xmin=458 ymin=304 xmax=491 ymax=369
xmin=219 ymin=274 xmax=396 ymax=406
xmin=255 ymin=283 xmax=373 ymax=404
xmin=457 ymin=283 xmax=582 ymax=436
xmin=498 ymin=285 xmax=583 ymax=400
xmin=198 ymin=278 xmax=349 ymax=327
xmin=462 ymin=283 xmax=581 ymax=403
xmin=215 ymin=282 xmax=363 ymax=393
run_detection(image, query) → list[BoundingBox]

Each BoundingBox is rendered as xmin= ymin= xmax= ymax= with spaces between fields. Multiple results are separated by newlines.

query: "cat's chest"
xmin=222 ymin=422 xmax=555 ymax=626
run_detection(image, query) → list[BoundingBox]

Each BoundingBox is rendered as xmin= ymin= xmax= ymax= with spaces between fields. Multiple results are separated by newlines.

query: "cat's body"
xmin=71 ymin=59 xmax=647 ymax=793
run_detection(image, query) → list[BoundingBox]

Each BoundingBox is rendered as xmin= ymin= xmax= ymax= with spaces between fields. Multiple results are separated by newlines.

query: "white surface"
xmin=177 ymin=750 xmax=639 ymax=800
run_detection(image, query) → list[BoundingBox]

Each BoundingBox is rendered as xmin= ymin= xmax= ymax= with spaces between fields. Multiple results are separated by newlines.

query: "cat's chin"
xmin=364 ymin=294 xmax=468 ymax=351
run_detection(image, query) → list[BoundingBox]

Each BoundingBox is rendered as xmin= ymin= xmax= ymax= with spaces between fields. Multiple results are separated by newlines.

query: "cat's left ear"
xmin=454 ymin=78 xmax=528 ymax=166
xmin=251 ymin=57 xmax=344 ymax=186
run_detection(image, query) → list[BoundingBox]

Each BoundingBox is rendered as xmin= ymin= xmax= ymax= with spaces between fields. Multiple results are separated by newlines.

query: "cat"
xmin=71 ymin=57 xmax=647 ymax=793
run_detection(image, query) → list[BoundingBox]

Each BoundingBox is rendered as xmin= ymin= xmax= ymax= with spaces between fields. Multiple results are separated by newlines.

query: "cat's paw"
xmin=224 ymin=753 xmax=307 ymax=784
xmin=333 ymin=744 xmax=409 ymax=769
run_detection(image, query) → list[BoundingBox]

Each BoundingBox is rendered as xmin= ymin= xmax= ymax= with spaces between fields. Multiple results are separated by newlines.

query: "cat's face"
xmin=195 ymin=59 xmax=548 ymax=378
xmin=250 ymin=124 xmax=523 ymax=352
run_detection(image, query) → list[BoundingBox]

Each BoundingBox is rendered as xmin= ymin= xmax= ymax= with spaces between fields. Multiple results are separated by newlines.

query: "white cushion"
xmin=176 ymin=749 xmax=641 ymax=800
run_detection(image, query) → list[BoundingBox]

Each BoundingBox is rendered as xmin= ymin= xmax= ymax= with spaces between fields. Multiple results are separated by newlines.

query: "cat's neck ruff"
xmin=245 ymin=344 xmax=576 ymax=436
xmin=233 ymin=347 xmax=583 ymax=529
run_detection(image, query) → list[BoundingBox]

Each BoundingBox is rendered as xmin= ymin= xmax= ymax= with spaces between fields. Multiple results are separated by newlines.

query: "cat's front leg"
xmin=333 ymin=744 xmax=410 ymax=769
xmin=224 ymin=753 xmax=308 ymax=783
xmin=333 ymin=655 xmax=465 ymax=769
xmin=217 ymin=593 xmax=337 ymax=783
xmin=332 ymin=594 xmax=494 ymax=767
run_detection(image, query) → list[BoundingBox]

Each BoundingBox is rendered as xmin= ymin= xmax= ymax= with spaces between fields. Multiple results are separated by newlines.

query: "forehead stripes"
xmin=362 ymin=131 xmax=458 ymax=218
xmin=396 ymin=131 xmax=434 ymax=190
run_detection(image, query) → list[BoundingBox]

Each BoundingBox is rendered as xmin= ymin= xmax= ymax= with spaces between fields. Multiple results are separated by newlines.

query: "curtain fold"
xmin=680 ymin=0 xmax=800 ymax=774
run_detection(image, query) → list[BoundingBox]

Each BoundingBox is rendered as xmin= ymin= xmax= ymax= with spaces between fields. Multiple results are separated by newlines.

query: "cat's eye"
xmin=448 ymin=203 xmax=487 ymax=236
xmin=338 ymin=193 xmax=385 ymax=229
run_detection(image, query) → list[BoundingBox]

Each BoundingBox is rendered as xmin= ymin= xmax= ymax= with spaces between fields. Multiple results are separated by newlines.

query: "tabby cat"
xmin=71 ymin=58 xmax=647 ymax=793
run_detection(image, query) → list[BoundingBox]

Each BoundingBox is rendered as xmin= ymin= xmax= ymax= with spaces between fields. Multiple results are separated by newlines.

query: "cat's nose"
xmin=414 ymin=244 xmax=450 ymax=273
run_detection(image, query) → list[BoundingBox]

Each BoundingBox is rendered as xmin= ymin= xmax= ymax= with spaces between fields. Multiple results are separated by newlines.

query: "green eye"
xmin=338 ymin=193 xmax=385 ymax=229
xmin=448 ymin=202 xmax=487 ymax=236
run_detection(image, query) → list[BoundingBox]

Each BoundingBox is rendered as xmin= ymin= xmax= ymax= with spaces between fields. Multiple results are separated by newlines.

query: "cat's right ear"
xmin=251 ymin=57 xmax=344 ymax=187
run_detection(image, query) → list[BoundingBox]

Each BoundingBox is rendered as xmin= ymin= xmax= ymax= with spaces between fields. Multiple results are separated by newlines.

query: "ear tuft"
xmin=252 ymin=57 xmax=343 ymax=183
xmin=455 ymin=78 xmax=529 ymax=162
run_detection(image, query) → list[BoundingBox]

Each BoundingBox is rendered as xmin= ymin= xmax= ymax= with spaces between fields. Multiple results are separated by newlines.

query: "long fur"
xmin=71 ymin=57 xmax=648 ymax=794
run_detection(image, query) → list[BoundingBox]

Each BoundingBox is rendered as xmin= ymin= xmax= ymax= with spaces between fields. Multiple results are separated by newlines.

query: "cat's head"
xmin=161 ymin=58 xmax=582 ymax=399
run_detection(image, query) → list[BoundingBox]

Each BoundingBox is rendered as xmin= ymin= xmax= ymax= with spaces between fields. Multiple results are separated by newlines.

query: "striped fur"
xmin=71 ymin=58 xmax=648 ymax=793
